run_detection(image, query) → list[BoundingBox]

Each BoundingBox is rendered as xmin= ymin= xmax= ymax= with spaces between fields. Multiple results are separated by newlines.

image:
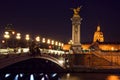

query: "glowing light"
xmin=51 ymin=40 xmax=54 ymax=45
xmin=111 ymin=47 xmax=114 ymax=51
xmin=12 ymin=31 xmax=15 ymax=35
xmin=5 ymin=31 xmax=9 ymax=35
xmin=25 ymin=34 xmax=30 ymax=41
xmin=14 ymin=74 xmax=19 ymax=80
xmin=5 ymin=74 xmax=11 ymax=78
xmin=35 ymin=36 xmax=40 ymax=42
xmin=68 ymin=40 xmax=73 ymax=44
xmin=16 ymin=33 xmax=21 ymax=39
xmin=58 ymin=60 xmax=64 ymax=65
xmin=106 ymin=75 xmax=119 ymax=80
xmin=20 ymin=73 xmax=23 ymax=77
xmin=58 ymin=42 xmax=61 ymax=46
xmin=55 ymin=41 xmax=58 ymax=46
xmin=4 ymin=32 xmax=10 ymax=39
xmin=4 ymin=34 xmax=10 ymax=39
xmin=41 ymin=77 xmax=45 ymax=80
xmin=52 ymin=73 xmax=57 ymax=77
xmin=67 ymin=73 xmax=70 ymax=78
xmin=2 ymin=40 xmax=5 ymax=43
xmin=30 ymin=74 xmax=34 ymax=80
xmin=61 ymin=43 xmax=64 ymax=47
xmin=47 ymin=39 xmax=50 ymax=44
xmin=42 ymin=38 xmax=46 ymax=43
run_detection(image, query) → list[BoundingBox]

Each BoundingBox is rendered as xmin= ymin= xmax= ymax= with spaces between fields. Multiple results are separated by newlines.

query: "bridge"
xmin=0 ymin=51 xmax=66 ymax=73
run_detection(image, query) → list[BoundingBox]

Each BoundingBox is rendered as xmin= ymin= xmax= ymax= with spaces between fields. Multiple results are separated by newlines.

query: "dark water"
xmin=1 ymin=73 xmax=120 ymax=80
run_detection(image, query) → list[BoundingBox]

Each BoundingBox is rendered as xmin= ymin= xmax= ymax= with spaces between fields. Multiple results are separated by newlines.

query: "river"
xmin=1 ymin=73 xmax=120 ymax=80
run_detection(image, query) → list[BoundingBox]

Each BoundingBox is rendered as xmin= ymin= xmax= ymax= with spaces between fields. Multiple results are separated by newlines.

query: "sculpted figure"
xmin=71 ymin=6 xmax=82 ymax=15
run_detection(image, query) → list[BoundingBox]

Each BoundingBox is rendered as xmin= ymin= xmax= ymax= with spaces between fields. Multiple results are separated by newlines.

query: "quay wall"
xmin=67 ymin=54 xmax=112 ymax=68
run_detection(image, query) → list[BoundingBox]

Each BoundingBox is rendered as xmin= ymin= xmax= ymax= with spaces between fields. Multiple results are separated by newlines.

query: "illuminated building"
xmin=63 ymin=25 xmax=120 ymax=51
xmin=93 ymin=25 xmax=104 ymax=42
xmin=63 ymin=10 xmax=120 ymax=52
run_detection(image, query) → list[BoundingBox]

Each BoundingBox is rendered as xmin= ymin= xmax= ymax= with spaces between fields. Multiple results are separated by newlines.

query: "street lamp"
xmin=68 ymin=40 xmax=73 ymax=45
xmin=16 ymin=33 xmax=21 ymax=47
xmin=47 ymin=39 xmax=51 ymax=44
xmin=16 ymin=33 xmax=21 ymax=40
xmin=25 ymin=34 xmax=30 ymax=47
xmin=61 ymin=43 xmax=64 ymax=49
xmin=51 ymin=40 xmax=54 ymax=45
xmin=55 ymin=41 xmax=58 ymax=46
xmin=35 ymin=36 xmax=40 ymax=42
xmin=4 ymin=31 xmax=10 ymax=48
xmin=12 ymin=31 xmax=15 ymax=35
xmin=42 ymin=38 xmax=46 ymax=43
xmin=35 ymin=36 xmax=40 ymax=48
xmin=4 ymin=31 xmax=10 ymax=39
xmin=58 ymin=42 xmax=61 ymax=46
xmin=25 ymin=34 xmax=30 ymax=41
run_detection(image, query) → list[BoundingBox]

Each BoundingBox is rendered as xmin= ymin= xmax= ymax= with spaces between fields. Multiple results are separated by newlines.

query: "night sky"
xmin=0 ymin=0 xmax=120 ymax=43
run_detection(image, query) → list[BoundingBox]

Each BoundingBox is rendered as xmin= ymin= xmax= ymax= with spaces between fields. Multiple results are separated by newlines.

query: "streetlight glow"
xmin=35 ymin=36 xmax=40 ymax=42
xmin=47 ymin=39 xmax=50 ymax=44
xmin=25 ymin=34 xmax=30 ymax=41
xmin=16 ymin=33 xmax=21 ymax=40
xmin=12 ymin=31 xmax=15 ymax=35
xmin=61 ymin=43 xmax=64 ymax=47
xmin=51 ymin=40 xmax=54 ymax=45
xmin=42 ymin=38 xmax=46 ymax=43
xmin=55 ymin=41 xmax=58 ymax=46
xmin=4 ymin=34 xmax=10 ymax=39
xmin=58 ymin=42 xmax=61 ymax=46
xmin=5 ymin=31 xmax=9 ymax=35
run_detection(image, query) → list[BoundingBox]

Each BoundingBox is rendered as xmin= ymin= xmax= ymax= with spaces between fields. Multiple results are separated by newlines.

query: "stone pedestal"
xmin=71 ymin=45 xmax=82 ymax=54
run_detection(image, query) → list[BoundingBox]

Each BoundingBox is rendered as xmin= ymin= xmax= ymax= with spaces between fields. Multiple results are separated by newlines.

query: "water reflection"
xmin=1 ymin=73 xmax=120 ymax=80
xmin=106 ymin=75 xmax=120 ymax=80
xmin=1 ymin=73 xmax=60 ymax=80
xmin=61 ymin=73 xmax=120 ymax=80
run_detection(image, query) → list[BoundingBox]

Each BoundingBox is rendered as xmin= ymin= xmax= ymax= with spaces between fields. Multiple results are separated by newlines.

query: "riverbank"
xmin=65 ymin=66 xmax=120 ymax=73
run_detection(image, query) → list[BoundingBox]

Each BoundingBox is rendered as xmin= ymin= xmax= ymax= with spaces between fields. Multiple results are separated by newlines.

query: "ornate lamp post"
xmin=51 ymin=40 xmax=54 ymax=49
xmin=35 ymin=36 xmax=40 ymax=42
xmin=35 ymin=36 xmax=40 ymax=47
xmin=4 ymin=31 xmax=10 ymax=48
xmin=55 ymin=41 xmax=58 ymax=50
xmin=58 ymin=42 xmax=61 ymax=50
xmin=25 ymin=34 xmax=30 ymax=47
xmin=42 ymin=38 xmax=46 ymax=43
xmin=16 ymin=33 xmax=21 ymax=40
xmin=47 ymin=39 xmax=51 ymax=49
xmin=16 ymin=33 xmax=21 ymax=47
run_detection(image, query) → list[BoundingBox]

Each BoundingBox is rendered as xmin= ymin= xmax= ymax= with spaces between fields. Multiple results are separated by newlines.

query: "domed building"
xmin=93 ymin=25 xmax=104 ymax=42
xmin=63 ymin=25 xmax=120 ymax=52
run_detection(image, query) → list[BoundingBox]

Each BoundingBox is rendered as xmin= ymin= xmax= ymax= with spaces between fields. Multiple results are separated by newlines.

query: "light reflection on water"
xmin=106 ymin=75 xmax=120 ymax=80
xmin=61 ymin=73 xmax=120 ymax=80
xmin=2 ymin=73 xmax=120 ymax=80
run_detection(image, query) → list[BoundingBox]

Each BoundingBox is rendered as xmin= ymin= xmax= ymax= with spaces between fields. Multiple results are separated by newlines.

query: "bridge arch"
xmin=0 ymin=54 xmax=65 ymax=73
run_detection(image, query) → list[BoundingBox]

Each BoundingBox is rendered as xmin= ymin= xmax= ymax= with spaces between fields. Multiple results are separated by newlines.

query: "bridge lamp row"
xmin=41 ymin=38 xmax=64 ymax=46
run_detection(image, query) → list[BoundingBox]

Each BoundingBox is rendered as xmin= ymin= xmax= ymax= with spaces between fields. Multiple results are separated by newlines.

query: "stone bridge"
xmin=0 ymin=53 xmax=66 ymax=73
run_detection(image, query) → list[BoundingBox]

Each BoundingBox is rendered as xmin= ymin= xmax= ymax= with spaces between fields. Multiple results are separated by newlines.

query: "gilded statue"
xmin=71 ymin=6 xmax=82 ymax=15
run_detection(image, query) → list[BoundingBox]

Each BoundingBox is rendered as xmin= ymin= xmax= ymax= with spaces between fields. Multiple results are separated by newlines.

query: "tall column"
xmin=71 ymin=7 xmax=82 ymax=53
xmin=71 ymin=7 xmax=82 ymax=45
